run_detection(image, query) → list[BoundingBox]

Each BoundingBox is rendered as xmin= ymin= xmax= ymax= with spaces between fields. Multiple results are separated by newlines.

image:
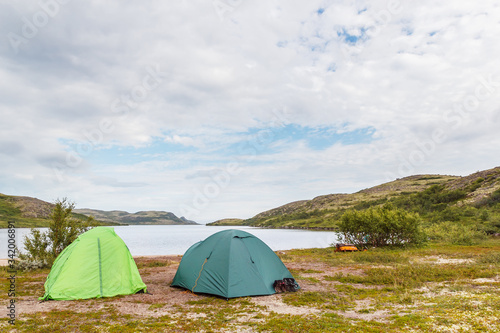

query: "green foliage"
xmin=47 ymin=198 xmax=89 ymax=257
xmin=230 ymin=170 xmax=500 ymax=233
xmin=386 ymin=183 xmax=500 ymax=236
xmin=338 ymin=204 xmax=426 ymax=247
xmin=475 ymin=188 xmax=500 ymax=207
xmin=477 ymin=252 xmax=500 ymax=264
xmin=17 ymin=229 xmax=52 ymax=270
xmin=329 ymin=262 xmax=497 ymax=289
xmin=425 ymin=222 xmax=487 ymax=245
xmin=18 ymin=198 xmax=96 ymax=269
xmin=391 ymin=184 xmax=467 ymax=213
xmin=0 ymin=194 xmax=49 ymax=228
xmin=4 ymin=239 xmax=500 ymax=333
xmin=0 ymin=194 xmax=22 ymax=216
xmin=206 ymin=218 xmax=246 ymax=226
xmin=353 ymin=198 xmax=388 ymax=210
xmin=416 ymin=176 xmax=446 ymax=180
xmin=478 ymin=216 xmax=500 ymax=235
xmin=246 ymin=208 xmax=340 ymax=229
xmin=466 ymin=177 xmax=484 ymax=192
xmin=351 ymin=250 xmax=409 ymax=264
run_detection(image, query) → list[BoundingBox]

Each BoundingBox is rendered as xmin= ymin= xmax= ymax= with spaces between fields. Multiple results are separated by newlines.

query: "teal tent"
xmin=171 ymin=229 xmax=298 ymax=298
xmin=40 ymin=227 xmax=147 ymax=301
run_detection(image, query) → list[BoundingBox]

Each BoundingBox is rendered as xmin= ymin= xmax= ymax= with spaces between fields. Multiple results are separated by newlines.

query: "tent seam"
xmin=97 ymin=237 xmax=103 ymax=297
xmin=191 ymin=258 xmax=208 ymax=293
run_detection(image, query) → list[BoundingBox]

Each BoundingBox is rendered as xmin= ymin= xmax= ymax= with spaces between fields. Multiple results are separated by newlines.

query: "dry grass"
xmin=1 ymin=240 xmax=500 ymax=332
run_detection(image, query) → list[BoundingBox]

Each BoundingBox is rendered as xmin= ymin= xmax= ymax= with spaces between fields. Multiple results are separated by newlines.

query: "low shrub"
xmin=425 ymin=222 xmax=486 ymax=245
xmin=338 ymin=204 xmax=426 ymax=247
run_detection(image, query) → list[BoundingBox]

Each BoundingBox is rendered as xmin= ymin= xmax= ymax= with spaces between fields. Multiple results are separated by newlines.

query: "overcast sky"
xmin=1 ymin=0 xmax=499 ymax=223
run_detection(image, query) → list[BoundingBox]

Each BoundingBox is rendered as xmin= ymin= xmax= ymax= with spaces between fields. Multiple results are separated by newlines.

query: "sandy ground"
xmin=5 ymin=254 xmax=498 ymax=326
xmin=11 ymin=256 xmax=194 ymax=318
xmin=4 ymin=255 xmax=374 ymax=320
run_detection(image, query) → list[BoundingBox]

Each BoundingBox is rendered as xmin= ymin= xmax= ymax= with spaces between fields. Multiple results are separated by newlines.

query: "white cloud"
xmin=164 ymin=135 xmax=200 ymax=148
xmin=1 ymin=0 xmax=499 ymax=222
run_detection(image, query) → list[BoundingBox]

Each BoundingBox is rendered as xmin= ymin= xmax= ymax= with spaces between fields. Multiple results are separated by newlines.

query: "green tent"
xmin=171 ymin=229 xmax=298 ymax=298
xmin=40 ymin=227 xmax=147 ymax=301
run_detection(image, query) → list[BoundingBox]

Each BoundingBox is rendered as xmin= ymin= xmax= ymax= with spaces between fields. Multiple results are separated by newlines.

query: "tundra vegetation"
xmin=338 ymin=204 xmax=426 ymax=247
xmin=3 ymin=168 xmax=500 ymax=331
xmin=1 ymin=239 xmax=499 ymax=332
xmin=220 ymin=168 xmax=500 ymax=248
xmin=17 ymin=198 xmax=96 ymax=270
xmin=0 ymin=193 xmax=195 ymax=228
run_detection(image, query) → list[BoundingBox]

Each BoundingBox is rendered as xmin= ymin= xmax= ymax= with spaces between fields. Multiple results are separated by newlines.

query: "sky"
xmin=1 ymin=0 xmax=500 ymax=223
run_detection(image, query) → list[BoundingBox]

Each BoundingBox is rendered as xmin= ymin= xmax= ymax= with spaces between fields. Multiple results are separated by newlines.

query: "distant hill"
xmin=209 ymin=167 xmax=500 ymax=232
xmin=207 ymin=218 xmax=246 ymax=226
xmin=0 ymin=193 xmax=198 ymax=228
xmin=0 ymin=194 xmax=117 ymax=228
xmin=74 ymin=208 xmax=198 ymax=225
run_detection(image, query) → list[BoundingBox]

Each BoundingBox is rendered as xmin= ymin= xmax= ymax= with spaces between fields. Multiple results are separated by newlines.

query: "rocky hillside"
xmin=74 ymin=209 xmax=198 ymax=225
xmin=6 ymin=195 xmax=54 ymax=219
xmin=0 ymin=194 xmax=198 ymax=228
xmin=0 ymin=194 xmax=104 ymax=228
xmin=210 ymin=167 xmax=500 ymax=230
xmin=251 ymin=175 xmax=459 ymax=221
xmin=207 ymin=218 xmax=246 ymax=226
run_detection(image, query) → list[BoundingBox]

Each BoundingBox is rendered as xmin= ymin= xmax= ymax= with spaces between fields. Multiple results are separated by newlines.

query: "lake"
xmin=0 ymin=225 xmax=339 ymax=258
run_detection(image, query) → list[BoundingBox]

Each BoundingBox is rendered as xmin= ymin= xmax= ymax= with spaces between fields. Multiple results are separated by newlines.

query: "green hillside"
xmin=74 ymin=209 xmax=198 ymax=225
xmin=0 ymin=194 xmax=48 ymax=228
xmin=0 ymin=193 xmax=198 ymax=228
xmin=209 ymin=167 xmax=500 ymax=234
xmin=207 ymin=218 xmax=246 ymax=226
xmin=0 ymin=194 xmax=118 ymax=228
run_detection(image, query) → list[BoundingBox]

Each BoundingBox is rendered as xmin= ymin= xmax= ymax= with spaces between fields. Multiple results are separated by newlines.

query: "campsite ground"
xmin=1 ymin=239 xmax=499 ymax=332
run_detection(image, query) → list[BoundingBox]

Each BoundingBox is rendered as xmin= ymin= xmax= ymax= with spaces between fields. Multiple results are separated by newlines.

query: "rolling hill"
xmin=0 ymin=194 xmax=197 ymax=228
xmin=208 ymin=167 xmax=500 ymax=231
xmin=0 ymin=194 xmax=104 ymax=228
xmin=73 ymin=209 xmax=198 ymax=225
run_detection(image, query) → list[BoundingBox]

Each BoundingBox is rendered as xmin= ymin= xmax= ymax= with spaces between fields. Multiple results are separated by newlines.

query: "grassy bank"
xmin=1 ymin=239 xmax=499 ymax=332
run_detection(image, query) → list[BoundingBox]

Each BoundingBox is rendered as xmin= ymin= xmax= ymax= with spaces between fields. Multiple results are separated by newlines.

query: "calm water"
xmin=0 ymin=225 xmax=339 ymax=258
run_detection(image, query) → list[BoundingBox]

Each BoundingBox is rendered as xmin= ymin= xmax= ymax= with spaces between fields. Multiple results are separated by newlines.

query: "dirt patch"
xmin=11 ymin=255 xmax=332 ymax=320
xmin=12 ymin=256 xmax=200 ymax=318
xmin=337 ymin=309 xmax=390 ymax=322
xmin=10 ymin=252 xmax=494 ymax=327
xmin=414 ymin=255 xmax=474 ymax=265
xmin=334 ymin=299 xmax=391 ymax=322
xmin=435 ymin=258 xmax=474 ymax=264
xmin=471 ymin=277 xmax=499 ymax=284
xmin=3 ymin=243 xmax=499 ymax=333
xmin=251 ymin=294 xmax=321 ymax=316
xmin=286 ymin=261 xmax=365 ymax=278
xmin=9 ymin=254 xmax=355 ymax=323
xmin=285 ymin=260 xmax=365 ymax=292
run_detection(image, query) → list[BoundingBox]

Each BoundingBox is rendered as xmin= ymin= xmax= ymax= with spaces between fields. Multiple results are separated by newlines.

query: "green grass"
xmin=0 ymin=194 xmax=51 ymax=228
xmin=350 ymin=250 xmax=409 ymax=264
xmin=2 ymin=239 xmax=499 ymax=332
xmin=282 ymin=291 xmax=351 ymax=310
xmin=328 ymin=262 xmax=497 ymax=289
xmin=135 ymin=259 xmax=174 ymax=269
xmin=221 ymin=170 xmax=500 ymax=234
xmin=147 ymin=303 xmax=166 ymax=311
xmin=0 ymin=218 xmax=52 ymax=228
